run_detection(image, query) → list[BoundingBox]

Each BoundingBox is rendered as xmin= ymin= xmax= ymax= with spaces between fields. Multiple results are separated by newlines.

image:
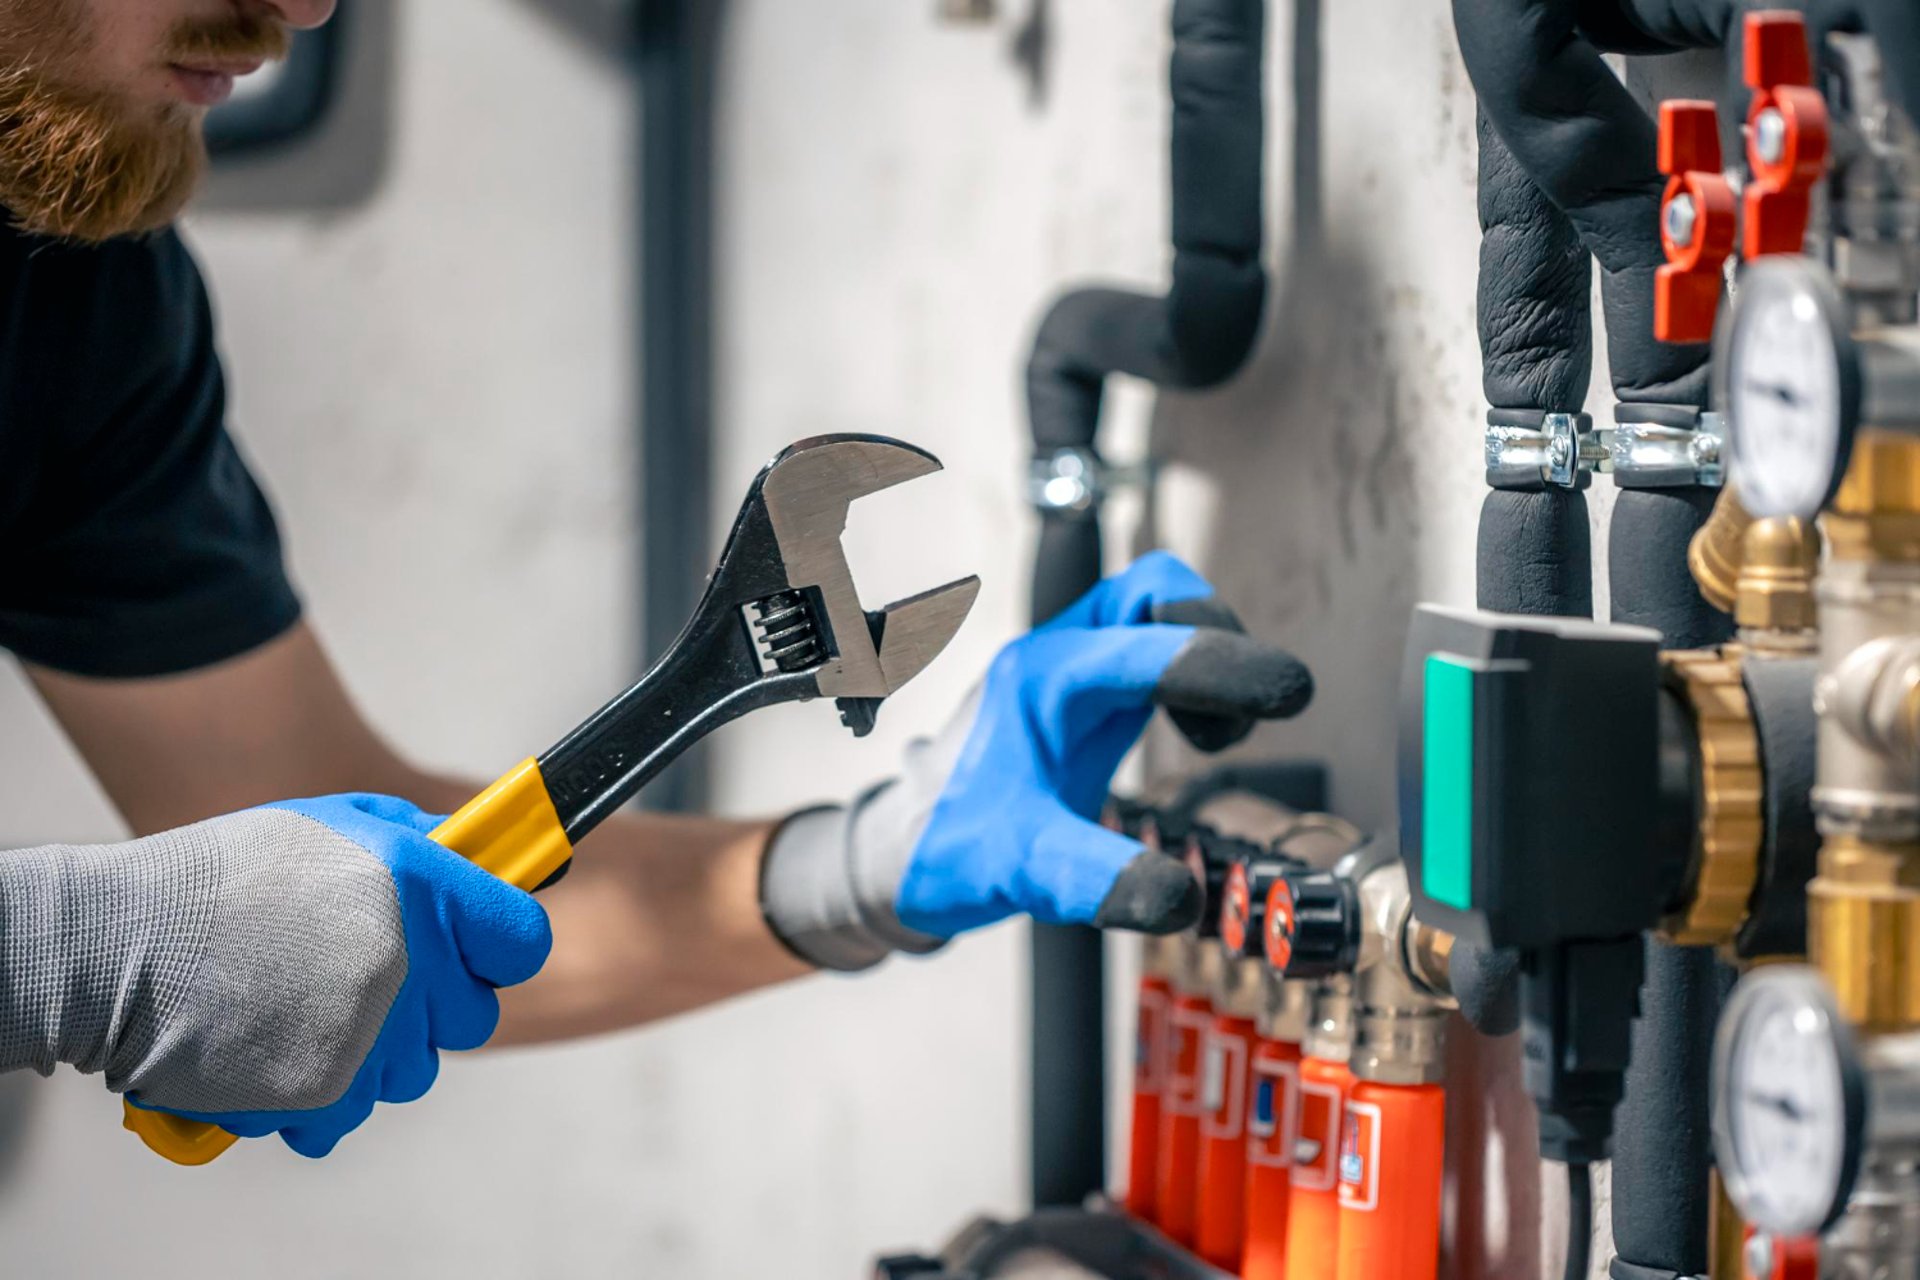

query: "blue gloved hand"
xmin=761 ymin=553 xmax=1314 ymax=970
xmin=108 ymin=793 xmax=551 ymax=1157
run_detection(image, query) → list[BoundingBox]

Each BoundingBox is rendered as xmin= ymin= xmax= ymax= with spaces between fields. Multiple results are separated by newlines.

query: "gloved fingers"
xmin=429 ymin=847 xmax=555 ymax=989
xmin=372 ymin=1020 xmax=439 ymax=1105
xmin=1153 ymin=629 xmax=1314 ymax=751
xmin=336 ymin=792 xmax=444 ymax=835
xmin=1149 ymin=595 xmax=1244 ymax=632
xmin=1039 ymin=550 xmax=1213 ymax=633
xmin=1017 ymin=815 xmax=1168 ymax=928
xmin=1093 ymin=850 xmax=1204 ymax=934
xmin=425 ymin=972 xmax=504 ymax=1053
xmin=1016 ymin=624 xmax=1197 ymax=737
xmin=279 ymin=1098 xmax=372 ymax=1160
xmin=1150 ymin=600 xmax=1314 ymax=752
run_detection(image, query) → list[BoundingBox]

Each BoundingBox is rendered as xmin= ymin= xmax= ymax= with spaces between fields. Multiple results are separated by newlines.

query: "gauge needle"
xmin=1745 ymin=379 xmax=1803 ymax=409
xmin=1748 ymin=1089 xmax=1805 ymax=1121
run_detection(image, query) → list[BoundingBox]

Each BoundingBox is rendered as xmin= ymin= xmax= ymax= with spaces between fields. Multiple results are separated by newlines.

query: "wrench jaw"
xmin=757 ymin=433 xmax=978 ymax=719
xmin=830 ymin=575 xmax=982 ymax=737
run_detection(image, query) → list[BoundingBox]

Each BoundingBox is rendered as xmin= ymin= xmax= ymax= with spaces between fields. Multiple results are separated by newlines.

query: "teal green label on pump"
xmin=1422 ymin=654 xmax=1476 ymax=911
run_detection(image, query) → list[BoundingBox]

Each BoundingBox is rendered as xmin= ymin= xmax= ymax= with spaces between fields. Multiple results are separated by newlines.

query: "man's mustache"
xmin=163 ymin=12 xmax=292 ymax=65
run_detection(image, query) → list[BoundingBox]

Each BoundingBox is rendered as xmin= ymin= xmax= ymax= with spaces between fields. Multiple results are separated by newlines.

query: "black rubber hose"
xmin=1026 ymin=0 xmax=1267 ymax=623
xmin=1566 ymin=1162 xmax=1595 ymax=1280
xmin=1454 ymin=0 xmax=1708 ymax=406
xmin=1028 ymin=0 xmax=1268 ymax=1211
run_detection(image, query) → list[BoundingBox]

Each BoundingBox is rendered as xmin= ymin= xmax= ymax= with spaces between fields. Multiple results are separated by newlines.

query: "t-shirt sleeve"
xmin=0 ymin=229 xmax=302 ymax=677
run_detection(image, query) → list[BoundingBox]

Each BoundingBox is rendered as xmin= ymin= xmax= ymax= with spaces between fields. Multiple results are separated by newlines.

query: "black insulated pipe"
xmin=1454 ymin=0 xmax=1709 ymax=409
xmin=1026 ymin=0 xmax=1268 ymax=1211
xmin=1474 ymin=113 xmax=1595 ymax=622
xmin=1025 ymin=0 xmax=1267 ymax=623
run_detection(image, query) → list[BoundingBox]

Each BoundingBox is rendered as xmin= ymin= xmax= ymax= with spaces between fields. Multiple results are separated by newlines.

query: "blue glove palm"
xmin=895 ymin=552 xmax=1312 ymax=938
xmin=131 ymin=794 xmax=551 ymax=1158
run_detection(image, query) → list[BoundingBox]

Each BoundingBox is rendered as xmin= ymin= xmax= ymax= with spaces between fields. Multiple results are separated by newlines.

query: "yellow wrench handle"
xmin=124 ymin=759 xmax=574 ymax=1165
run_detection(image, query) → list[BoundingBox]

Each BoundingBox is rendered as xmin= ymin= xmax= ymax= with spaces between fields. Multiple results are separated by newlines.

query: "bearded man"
xmin=0 ymin=0 xmax=1295 ymax=1159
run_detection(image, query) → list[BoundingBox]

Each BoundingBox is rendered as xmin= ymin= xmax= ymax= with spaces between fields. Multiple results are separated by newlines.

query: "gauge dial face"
xmin=1723 ymin=258 xmax=1859 ymax=519
xmin=1713 ymin=967 xmax=1862 ymax=1238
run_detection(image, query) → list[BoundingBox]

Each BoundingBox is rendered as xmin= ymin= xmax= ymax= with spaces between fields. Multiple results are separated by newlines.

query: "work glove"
xmin=0 ymin=793 xmax=551 ymax=1157
xmin=761 ymin=551 xmax=1313 ymax=971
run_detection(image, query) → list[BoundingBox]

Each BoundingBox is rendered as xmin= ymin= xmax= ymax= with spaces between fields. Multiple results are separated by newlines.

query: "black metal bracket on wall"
xmin=635 ymin=0 xmax=725 ymax=814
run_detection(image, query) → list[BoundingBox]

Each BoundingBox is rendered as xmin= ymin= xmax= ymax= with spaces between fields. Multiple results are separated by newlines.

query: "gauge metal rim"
xmin=1717 ymin=256 xmax=1864 ymax=520
xmin=1711 ymin=964 xmax=1868 ymax=1238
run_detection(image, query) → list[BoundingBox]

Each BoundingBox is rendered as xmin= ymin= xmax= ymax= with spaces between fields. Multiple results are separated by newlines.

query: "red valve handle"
xmin=1742 ymin=11 xmax=1830 ymax=259
xmin=1655 ymin=99 xmax=1737 ymax=344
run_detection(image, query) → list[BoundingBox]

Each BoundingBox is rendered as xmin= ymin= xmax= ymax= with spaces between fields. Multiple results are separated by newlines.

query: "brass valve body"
xmin=1659 ymin=650 xmax=1766 ymax=949
xmin=1690 ymin=486 xmax=1754 ymax=615
xmin=1735 ymin=516 xmax=1822 ymax=643
xmin=1810 ymin=835 xmax=1920 ymax=1032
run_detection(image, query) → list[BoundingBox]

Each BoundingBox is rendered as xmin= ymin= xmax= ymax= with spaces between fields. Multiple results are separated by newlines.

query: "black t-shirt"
xmin=0 ymin=223 xmax=300 ymax=677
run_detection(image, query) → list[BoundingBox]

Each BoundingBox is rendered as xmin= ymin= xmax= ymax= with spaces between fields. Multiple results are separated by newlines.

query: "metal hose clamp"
xmin=1608 ymin=412 xmax=1726 ymax=488
xmin=1028 ymin=447 xmax=1152 ymax=517
xmin=1485 ymin=413 xmax=1603 ymax=489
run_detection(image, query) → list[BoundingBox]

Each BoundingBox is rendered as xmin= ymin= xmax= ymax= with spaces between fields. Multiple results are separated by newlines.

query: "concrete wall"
xmin=0 ymin=1 xmax=1630 ymax=1276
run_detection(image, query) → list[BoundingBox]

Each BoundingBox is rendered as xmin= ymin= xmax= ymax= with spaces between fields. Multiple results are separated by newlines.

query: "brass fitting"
xmin=1691 ymin=486 xmax=1755 ymax=614
xmin=1735 ymin=516 xmax=1822 ymax=648
xmin=1302 ymin=975 xmax=1354 ymax=1064
xmin=1659 ymin=650 xmax=1766 ymax=949
xmin=1824 ymin=430 xmax=1920 ymax=563
xmin=1214 ymin=952 xmax=1264 ymax=1019
xmin=1259 ymin=971 xmax=1314 ymax=1045
xmin=1348 ymin=861 xmax=1456 ymax=1086
xmin=1809 ymin=835 xmax=1920 ymax=1031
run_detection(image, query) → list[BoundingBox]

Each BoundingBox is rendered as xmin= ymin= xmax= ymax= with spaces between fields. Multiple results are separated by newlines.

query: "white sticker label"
xmin=1201 ymin=1041 xmax=1226 ymax=1115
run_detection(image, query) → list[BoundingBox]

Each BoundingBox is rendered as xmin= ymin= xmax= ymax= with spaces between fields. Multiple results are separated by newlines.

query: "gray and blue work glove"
xmin=0 ymin=793 xmax=551 ymax=1157
xmin=762 ymin=552 xmax=1313 ymax=970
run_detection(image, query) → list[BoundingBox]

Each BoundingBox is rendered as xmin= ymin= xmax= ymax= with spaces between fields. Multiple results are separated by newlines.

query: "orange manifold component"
xmin=1284 ymin=1055 xmax=1352 ymax=1280
xmin=1335 ymin=1080 xmax=1446 ymax=1280
xmin=1741 ymin=10 xmax=1830 ymax=259
xmin=1654 ymin=99 xmax=1736 ymax=344
xmin=1241 ymin=1037 xmax=1303 ymax=1280
xmin=1194 ymin=1013 xmax=1261 ymax=1271
xmin=1125 ymin=974 xmax=1174 ymax=1222
xmin=1747 ymin=1230 xmax=1820 ymax=1280
xmin=1156 ymin=991 xmax=1214 ymax=1248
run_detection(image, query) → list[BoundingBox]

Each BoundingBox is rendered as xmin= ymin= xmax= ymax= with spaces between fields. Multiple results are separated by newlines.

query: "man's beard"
xmin=0 ymin=3 xmax=290 ymax=244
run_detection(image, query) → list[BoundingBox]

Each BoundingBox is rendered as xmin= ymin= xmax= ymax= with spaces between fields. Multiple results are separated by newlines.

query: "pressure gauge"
xmin=1720 ymin=256 xmax=1862 ymax=519
xmin=1713 ymin=966 xmax=1867 ymax=1238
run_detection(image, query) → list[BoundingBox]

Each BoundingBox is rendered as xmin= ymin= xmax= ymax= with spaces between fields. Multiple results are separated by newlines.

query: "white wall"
xmin=0 ymin=1 xmax=1629 ymax=1276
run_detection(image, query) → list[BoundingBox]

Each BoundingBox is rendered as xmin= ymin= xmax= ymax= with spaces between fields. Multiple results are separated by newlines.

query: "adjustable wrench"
xmin=128 ymin=433 xmax=980 ymax=1165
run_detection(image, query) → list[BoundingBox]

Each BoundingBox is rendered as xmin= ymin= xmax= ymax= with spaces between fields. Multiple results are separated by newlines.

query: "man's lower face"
xmin=0 ymin=0 xmax=290 ymax=243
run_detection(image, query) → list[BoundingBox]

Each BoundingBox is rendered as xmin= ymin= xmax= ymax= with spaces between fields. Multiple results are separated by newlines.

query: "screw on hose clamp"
xmin=1484 ymin=414 xmax=1603 ymax=489
xmin=1604 ymin=412 xmax=1726 ymax=489
xmin=1028 ymin=448 xmax=1151 ymax=517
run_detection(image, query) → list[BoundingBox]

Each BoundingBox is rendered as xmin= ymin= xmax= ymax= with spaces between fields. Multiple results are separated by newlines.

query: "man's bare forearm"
xmin=402 ymin=775 xmax=811 ymax=1045
xmin=30 ymin=625 xmax=816 ymax=1050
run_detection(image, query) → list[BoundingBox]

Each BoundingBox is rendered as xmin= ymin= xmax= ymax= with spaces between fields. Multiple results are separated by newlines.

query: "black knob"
xmin=1182 ymin=828 xmax=1262 ymax=940
xmin=1102 ymin=795 xmax=1154 ymax=840
xmin=1221 ymin=855 xmax=1294 ymax=960
xmin=1143 ymin=806 xmax=1197 ymax=855
xmin=1267 ymin=871 xmax=1359 ymax=978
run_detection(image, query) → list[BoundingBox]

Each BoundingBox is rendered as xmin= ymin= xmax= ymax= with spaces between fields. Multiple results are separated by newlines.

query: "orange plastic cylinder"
xmin=1155 ymin=992 xmax=1214 ymax=1247
xmin=1335 ymin=1080 xmax=1446 ymax=1280
xmin=1194 ymin=1013 xmax=1260 ymax=1270
xmin=1241 ymin=1037 xmax=1302 ymax=1280
xmin=1284 ymin=1056 xmax=1351 ymax=1280
xmin=1125 ymin=974 xmax=1175 ymax=1221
